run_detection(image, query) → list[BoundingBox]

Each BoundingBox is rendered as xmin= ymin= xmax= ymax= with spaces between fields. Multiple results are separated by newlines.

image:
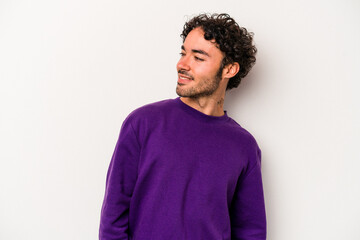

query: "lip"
xmin=178 ymin=74 xmax=193 ymax=84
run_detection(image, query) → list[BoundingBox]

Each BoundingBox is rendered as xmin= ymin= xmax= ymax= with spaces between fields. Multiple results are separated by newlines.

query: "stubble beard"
xmin=176 ymin=66 xmax=223 ymax=99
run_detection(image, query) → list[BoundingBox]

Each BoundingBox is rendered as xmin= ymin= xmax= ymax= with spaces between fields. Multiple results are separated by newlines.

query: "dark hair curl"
xmin=181 ymin=13 xmax=257 ymax=90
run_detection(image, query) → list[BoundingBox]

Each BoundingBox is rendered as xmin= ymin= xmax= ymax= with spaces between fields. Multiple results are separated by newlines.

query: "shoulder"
xmin=127 ymin=98 xmax=175 ymax=119
xmin=227 ymin=118 xmax=259 ymax=143
xmin=225 ymin=117 xmax=261 ymax=154
xmin=224 ymin=118 xmax=263 ymax=172
xmin=122 ymin=98 xmax=176 ymax=128
xmin=132 ymin=98 xmax=176 ymax=116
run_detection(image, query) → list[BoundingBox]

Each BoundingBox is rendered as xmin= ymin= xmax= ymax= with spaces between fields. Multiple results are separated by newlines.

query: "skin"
xmin=176 ymin=27 xmax=239 ymax=116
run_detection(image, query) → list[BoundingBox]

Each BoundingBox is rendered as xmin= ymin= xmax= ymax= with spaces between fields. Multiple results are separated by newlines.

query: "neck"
xmin=180 ymin=94 xmax=226 ymax=117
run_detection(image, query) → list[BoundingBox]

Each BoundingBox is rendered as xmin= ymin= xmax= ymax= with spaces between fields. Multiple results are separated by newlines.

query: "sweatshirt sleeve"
xmin=230 ymin=147 xmax=267 ymax=240
xmin=99 ymin=116 xmax=140 ymax=240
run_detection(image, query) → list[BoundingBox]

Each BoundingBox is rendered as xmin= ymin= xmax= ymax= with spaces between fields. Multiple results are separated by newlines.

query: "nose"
xmin=177 ymin=55 xmax=190 ymax=71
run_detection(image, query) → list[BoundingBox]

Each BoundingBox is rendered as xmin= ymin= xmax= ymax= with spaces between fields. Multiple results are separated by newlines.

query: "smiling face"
xmin=176 ymin=27 xmax=225 ymax=98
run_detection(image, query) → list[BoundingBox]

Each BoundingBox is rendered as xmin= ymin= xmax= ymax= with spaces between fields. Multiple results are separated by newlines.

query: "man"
xmin=100 ymin=13 xmax=266 ymax=240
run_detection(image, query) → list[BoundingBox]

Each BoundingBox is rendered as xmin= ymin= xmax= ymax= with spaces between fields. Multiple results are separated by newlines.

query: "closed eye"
xmin=194 ymin=56 xmax=204 ymax=61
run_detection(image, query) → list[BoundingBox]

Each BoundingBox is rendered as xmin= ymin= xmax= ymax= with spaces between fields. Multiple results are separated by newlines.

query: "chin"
xmin=176 ymin=87 xmax=184 ymax=97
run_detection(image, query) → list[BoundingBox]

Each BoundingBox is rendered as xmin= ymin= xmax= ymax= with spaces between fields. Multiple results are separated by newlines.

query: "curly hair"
xmin=181 ymin=13 xmax=257 ymax=90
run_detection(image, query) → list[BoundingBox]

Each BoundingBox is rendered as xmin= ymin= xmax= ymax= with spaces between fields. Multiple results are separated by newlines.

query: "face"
xmin=176 ymin=27 xmax=225 ymax=98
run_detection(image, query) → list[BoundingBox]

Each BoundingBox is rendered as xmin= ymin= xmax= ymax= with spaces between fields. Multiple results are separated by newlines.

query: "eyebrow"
xmin=181 ymin=45 xmax=210 ymax=57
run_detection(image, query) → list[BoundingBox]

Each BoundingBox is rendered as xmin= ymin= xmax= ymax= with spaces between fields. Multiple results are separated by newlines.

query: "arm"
xmin=99 ymin=117 xmax=140 ymax=240
xmin=230 ymin=147 xmax=267 ymax=240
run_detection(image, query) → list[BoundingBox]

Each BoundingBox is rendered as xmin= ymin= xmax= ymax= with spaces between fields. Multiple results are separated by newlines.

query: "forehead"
xmin=183 ymin=27 xmax=224 ymax=58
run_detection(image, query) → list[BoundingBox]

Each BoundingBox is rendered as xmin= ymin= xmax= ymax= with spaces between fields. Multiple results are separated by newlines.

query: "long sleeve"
xmin=230 ymin=147 xmax=267 ymax=240
xmin=99 ymin=117 xmax=141 ymax=240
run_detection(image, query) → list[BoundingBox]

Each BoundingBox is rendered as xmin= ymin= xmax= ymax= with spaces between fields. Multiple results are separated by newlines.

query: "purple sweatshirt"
xmin=99 ymin=98 xmax=266 ymax=240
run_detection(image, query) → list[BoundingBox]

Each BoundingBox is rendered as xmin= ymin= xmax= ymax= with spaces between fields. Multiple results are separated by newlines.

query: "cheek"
xmin=196 ymin=64 xmax=217 ymax=78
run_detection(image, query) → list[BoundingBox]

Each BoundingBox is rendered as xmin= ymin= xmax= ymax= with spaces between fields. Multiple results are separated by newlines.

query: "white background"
xmin=1 ymin=0 xmax=359 ymax=239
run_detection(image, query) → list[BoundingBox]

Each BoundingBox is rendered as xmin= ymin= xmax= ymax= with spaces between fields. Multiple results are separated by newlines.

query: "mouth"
xmin=177 ymin=73 xmax=193 ymax=84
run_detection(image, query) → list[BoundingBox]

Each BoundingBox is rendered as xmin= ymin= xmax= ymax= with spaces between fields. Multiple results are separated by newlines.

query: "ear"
xmin=222 ymin=62 xmax=240 ymax=79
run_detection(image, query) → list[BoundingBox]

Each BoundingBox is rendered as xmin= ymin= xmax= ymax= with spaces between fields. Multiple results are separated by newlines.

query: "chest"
xmin=137 ymin=122 xmax=246 ymax=191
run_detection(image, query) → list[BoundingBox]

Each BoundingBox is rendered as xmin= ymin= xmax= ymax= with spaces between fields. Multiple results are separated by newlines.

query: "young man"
xmin=100 ymin=13 xmax=266 ymax=240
